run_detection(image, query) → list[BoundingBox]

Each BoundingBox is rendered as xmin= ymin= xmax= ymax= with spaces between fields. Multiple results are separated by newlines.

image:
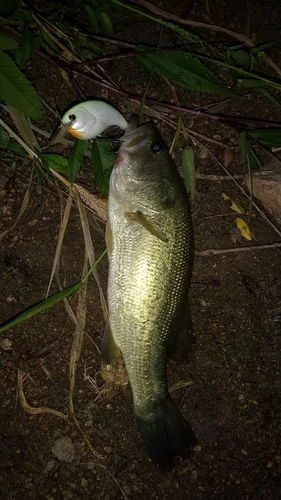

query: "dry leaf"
xmin=222 ymin=193 xmax=245 ymax=214
xmin=236 ymin=217 xmax=252 ymax=240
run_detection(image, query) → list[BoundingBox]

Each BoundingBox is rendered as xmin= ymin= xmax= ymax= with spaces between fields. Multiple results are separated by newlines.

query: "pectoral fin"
xmin=125 ymin=212 xmax=168 ymax=242
xmin=101 ymin=319 xmax=121 ymax=365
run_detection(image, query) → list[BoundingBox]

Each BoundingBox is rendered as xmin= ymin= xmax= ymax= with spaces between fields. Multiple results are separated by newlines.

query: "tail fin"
xmin=135 ymin=397 xmax=197 ymax=471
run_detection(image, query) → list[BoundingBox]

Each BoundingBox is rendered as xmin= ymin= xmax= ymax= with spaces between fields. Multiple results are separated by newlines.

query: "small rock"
xmin=44 ymin=459 xmax=56 ymax=474
xmin=0 ymin=337 xmax=13 ymax=351
xmin=123 ymin=485 xmax=131 ymax=495
xmin=0 ymin=175 xmax=9 ymax=189
xmin=244 ymin=159 xmax=281 ymax=223
xmin=81 ymin=477 xmax=88 ymax=488
xmin=191 ymin=470 xmax=198 ymax=480
xmin=52 ymin=436 xmax=75 ymax=463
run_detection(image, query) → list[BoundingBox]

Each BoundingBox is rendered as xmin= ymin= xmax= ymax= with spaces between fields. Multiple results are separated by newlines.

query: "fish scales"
xmin=102 ymin=118 xmax=197 ymax=470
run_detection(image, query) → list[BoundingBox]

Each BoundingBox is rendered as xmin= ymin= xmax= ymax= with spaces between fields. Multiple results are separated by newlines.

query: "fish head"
xmin=115 ymin=117 xmax=169 ymax=182
xmin=110 ymin=117 xmax=183 ymax=217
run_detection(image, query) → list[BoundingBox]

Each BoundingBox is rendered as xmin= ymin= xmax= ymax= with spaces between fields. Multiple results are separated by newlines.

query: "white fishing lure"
xmin=50 ymin=100 xmax=128 ymax=144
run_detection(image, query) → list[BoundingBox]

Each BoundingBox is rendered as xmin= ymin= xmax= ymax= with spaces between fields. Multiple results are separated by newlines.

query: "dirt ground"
xmin=0 ymin=1 xmax=281 ymax=499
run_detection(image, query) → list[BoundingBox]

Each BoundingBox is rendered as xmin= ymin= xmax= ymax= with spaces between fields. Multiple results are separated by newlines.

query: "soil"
xmin=0 ymin=1 xmax=281 ymax=499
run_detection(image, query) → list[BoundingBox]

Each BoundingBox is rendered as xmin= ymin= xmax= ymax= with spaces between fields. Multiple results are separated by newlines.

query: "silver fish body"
xmin=102 ymin=118 xmax=197 ymax=470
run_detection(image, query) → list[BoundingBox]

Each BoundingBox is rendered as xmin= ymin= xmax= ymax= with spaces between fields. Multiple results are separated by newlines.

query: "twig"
xmin=1 ymin=25 xmax=281 ymax=128
xmin=0 ymin=116 xmax=37 ymax=158
xmin=196 ymin=173 xmax=244 ymax=181
xmin=196 ymin=242 xmax=281 ymax=256
xmin=196 ymin=141 xmax=281 ymax=238
xmin=31 ymin=11 xmax=104 ymax=82
xmin=134 ymin=0 xmax=281 ymax=77
xmin=92 ymin=34 xmax=135 ymax=49
xmin=18 ymin=370 xmax=68 ymax=420
xmin=128 ymin=101 xmax=233 ymax=148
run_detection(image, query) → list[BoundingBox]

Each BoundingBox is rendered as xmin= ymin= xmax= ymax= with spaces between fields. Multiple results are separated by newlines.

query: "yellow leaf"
xmin=222 ymin=192 xmax=244 ymax=214
xmin=230 ymin=201 xmax=244 ymax=214
xmin=236 ymin=218 xmax=252 ymax=240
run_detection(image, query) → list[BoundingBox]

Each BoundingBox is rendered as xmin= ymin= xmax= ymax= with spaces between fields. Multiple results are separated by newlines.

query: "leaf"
xmin=85 ymin=4 xmax=99 ymax=32
xmin=67 ymin=139 xmax=88 ymax=184
xmin=182 ymin=148 xmax=195 ymax=202
xmin=227 ymin=46 xmax=250 ymax=67
xmin=15 ymin=21 xmax=34 ymax=67
xmin=80 ymin=34 xmax=103 ymax=55
xmin=0 ymin=125 xmax=10 ymax=148
xmin=0 ymin=0 xmax=16 ymax=16
xmin=0 ymin=31 xmax=18 ymax=50
xmin=222 ymin=193 xmax=244 ymax=214
xmin=236 ymin=217 xmax=252 ymax=240
xmin=238 ymin=131 xmax=262 ymax=169
xmin=7 ymin=104 xmax=41 ymax=151
xmin=38 ymin=153 xmax=68 ymax=174
xmin=40 ymin=31 xmax=59 ymax=53
xmin=92 ymin=141 xmax=115 ymax=196
xmin=247 ymin=128 xmax=281 ymax=149
xmin=242 ymin=275 xmax=260 ymax=297
xmin=0 ymin=124 xmax=27 ymax=156
xmin=255 ymin=88 xmax=281 ymax=105
xmin=0 ymin=51 xmax=43 ymax=119
xmin=136 ymin=45 xmax=235 ymax=96
xmin=252 ymin=40 xmax=277 ymax=53
xmin=238 ymin=79 xmax=267 ymax=89
xmin=99 ymin=11 xmax=114 ymax=34
xmin=0 ymin=283 xmax=83 ymax=333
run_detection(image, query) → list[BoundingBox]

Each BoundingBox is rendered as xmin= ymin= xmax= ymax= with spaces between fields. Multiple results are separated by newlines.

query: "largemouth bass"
xmin=102 ymin=117 xmax=197 ymax=470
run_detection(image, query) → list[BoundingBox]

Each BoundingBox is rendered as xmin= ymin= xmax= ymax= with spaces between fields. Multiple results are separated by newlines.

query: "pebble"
xmin=51 ymin=436 xmax=75 ymax=463
xmin=44 ymin=460 xmax=56 ymax=474
xmin=81 ymin=477 xmax=88 ymax=488
xmin=0 ymin=337 xmax=13 ymax=351
xmin=191 ymin=470 xmax=198 ymax=480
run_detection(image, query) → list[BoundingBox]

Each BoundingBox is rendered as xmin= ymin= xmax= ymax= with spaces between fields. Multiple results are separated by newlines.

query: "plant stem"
xmin=196 ymin=54 xmax=281 ymax=90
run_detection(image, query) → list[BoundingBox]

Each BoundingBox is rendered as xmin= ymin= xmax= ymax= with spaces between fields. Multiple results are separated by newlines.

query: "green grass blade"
xmin=182 ymin=147 xmax=196 ymax=203
xmin=0 ymin=282 xmax=83 ymax=333
xmin=247 ymin=128 xmax=281 ymax=149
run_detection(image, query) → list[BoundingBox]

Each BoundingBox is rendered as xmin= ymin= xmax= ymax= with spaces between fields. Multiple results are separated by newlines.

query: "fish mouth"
xmin=121 ymin=117 xmax=154 ymax=153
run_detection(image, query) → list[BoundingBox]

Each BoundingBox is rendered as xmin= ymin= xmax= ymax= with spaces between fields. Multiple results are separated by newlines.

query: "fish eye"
xmin=152 ymin=143 xmax=162 ymax=153
xmin=68 ymin=113 xmax=76 ymax=121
